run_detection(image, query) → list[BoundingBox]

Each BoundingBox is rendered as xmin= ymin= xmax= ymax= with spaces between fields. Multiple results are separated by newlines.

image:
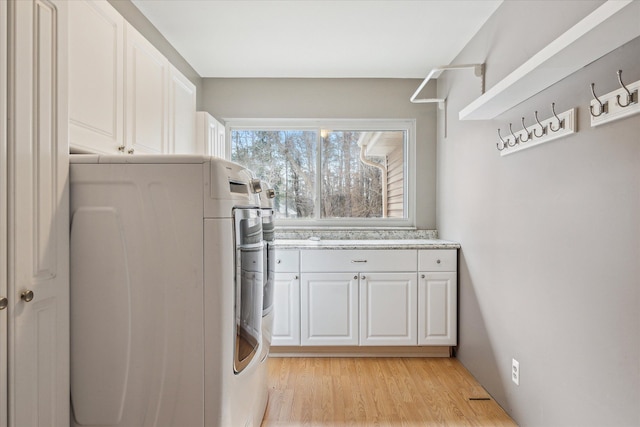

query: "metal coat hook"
xmin=508 ymin=123 xmax=519 ymax=146
xmin=533 ymin=111 xmax=547 ymax=137
xmin=589 ymin=84 xmax=608 ymax=117
xmin=520 ymin=117 xmax=532 ymax=142
xmin=549 ymin=103 xmax=565 ymax=132
xmin=497 ymin=129 xmax=508 ymax=151
xmin=616 ymin=70 xmax=638 ymax=108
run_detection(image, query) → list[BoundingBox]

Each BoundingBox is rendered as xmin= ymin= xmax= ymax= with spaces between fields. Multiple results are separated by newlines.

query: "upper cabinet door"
xmin=10 ymin=0 xmax=70 ymax=425
xmin=168 ymin=65 xmax=196 ymax=154
xmin=196 ymin=112 xmax=226 ymax=158
xmin=68 ymin=0 xmax=124 ymax=154
xmin=125 ymin=23 xmax=168 ymax=154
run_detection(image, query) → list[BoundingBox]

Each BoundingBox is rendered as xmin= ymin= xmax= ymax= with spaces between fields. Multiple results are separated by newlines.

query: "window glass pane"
xmin=321 ymin=130 xmax=405 ymax=219
xmin=231 ymin=130 xmax=316 ymax=219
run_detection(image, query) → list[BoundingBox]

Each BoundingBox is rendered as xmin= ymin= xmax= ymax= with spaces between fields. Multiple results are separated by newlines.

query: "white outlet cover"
xmin=512 ymin=358 xmax=520 ymax=385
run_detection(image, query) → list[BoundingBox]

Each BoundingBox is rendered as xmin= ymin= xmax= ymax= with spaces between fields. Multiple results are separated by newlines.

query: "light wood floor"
xmin=262 ymin=357 xmax=517 ymax=427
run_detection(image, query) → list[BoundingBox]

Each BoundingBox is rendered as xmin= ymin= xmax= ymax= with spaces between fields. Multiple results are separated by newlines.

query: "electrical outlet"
xmin=512 ymin=359 xmax=520 ymax=385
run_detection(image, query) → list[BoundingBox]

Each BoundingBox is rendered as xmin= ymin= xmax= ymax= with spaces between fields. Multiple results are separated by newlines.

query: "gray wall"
xmin=107 ymin=0 xmax=203 ymax=106
xmin=201 ymin=78 xmax=438 ymax=229
xmin=437 ymin=1 xmax=639 ymax=425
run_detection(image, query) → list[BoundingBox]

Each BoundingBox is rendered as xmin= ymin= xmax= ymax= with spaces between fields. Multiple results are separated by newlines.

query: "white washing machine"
xmin=69 ymin=154 xmax=268 ymax=427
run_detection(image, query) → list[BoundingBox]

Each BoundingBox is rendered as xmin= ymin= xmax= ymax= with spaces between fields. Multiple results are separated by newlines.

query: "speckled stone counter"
xmin=274 ymin=229 xmax=438 ymax=241
xmin=273 ymin=238 xmax=460 ymax=250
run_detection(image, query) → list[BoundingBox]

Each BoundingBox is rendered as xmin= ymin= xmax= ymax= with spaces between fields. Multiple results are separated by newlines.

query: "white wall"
xmin=438 ymin=1 xmax=640 ymax=425
xmin=201 ymin=78 xmax=439 ymax=229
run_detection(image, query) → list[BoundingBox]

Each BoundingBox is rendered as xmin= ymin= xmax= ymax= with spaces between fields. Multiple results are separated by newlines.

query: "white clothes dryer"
xmin=70 ymin=154 xmax=268 ymax=427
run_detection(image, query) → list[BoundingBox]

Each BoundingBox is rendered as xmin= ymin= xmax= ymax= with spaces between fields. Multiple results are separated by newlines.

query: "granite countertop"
xmin=273 ymin=238 xmax=460 ymax=250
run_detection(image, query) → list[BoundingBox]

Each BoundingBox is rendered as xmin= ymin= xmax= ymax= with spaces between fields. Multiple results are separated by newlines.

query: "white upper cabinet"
xmin=68 ymin=0 xmax=124 ymax=154
xmin=68 ymin=0 xmax=197 ymax=155
xmin=125 ymin=23 xmax=169 ymax=154
xmin=169 ymin=66 xmax=196 ymax=154
xmin=196 ymin=111 xmax=226 ymax=158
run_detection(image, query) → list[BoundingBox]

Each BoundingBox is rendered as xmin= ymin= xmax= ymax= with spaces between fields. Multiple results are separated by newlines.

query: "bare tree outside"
xmin=232 ymin=130 xmax=316 ymax=219
xmin=231 ymin=127 xmax=405 ymax=222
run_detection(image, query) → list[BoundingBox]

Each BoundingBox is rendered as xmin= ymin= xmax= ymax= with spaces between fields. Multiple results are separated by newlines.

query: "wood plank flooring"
xmin=262 ymin=357 xmax=517 ymax=427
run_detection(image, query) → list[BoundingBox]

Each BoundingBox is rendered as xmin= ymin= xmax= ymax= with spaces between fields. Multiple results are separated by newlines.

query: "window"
xmin=228 ymin=119 xmax=415 ymax=227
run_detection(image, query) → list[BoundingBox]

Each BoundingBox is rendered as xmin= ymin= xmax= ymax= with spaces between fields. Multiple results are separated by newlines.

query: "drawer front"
xmin=274 ymin=249 xmax=300 ymax=272
xmin=418 ymin=249 xmax=457 ymax=272
xmin=300 ymin=249 xmax=417 ymax=272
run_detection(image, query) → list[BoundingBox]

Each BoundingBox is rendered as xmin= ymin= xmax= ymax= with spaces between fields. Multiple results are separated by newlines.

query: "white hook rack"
xmin=589 ymin=73 xmax=640 ymax=127
xmin=498 ymin=108 xmax=577 ymax=156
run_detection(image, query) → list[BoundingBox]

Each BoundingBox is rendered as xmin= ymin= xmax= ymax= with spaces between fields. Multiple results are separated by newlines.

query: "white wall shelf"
xmin=459 ymin=0 xmax=640 ymax=121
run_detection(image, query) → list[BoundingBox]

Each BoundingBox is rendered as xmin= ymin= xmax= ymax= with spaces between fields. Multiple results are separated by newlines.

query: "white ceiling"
xmin=131 ymin=0 xmax=502 ymax=79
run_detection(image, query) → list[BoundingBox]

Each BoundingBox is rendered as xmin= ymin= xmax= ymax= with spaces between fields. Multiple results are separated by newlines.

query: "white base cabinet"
xmin=360 ymin=273 xmax=417 ymax=346
xmin=300 ymin=273 xmax=359 ymax=346
xmin=271 ymin=250 xmax=300 ymax=346
xmin=418 ymin=272 xmax=457 ymax=345
xmin=418 ymin=249 xmax=457 ymax=346
xmin=273 ymin=247 xmax=457 ymax=349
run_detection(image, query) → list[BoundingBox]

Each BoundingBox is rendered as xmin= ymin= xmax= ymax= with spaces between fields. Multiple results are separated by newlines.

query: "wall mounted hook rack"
xmin=497 ymin=106 xmax=577 ymax=156
xmin=590 ymin=70 xmax=640 ymax=127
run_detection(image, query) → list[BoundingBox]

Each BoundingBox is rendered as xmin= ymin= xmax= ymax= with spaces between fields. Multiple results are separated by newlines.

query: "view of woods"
xmin=231 ymin=129 xmax=392 ymax=220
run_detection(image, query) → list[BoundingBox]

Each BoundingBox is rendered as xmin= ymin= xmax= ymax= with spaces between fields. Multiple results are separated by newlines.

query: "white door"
xmin=8 ymin=1 xmax=70 ymax=426
xmin=418 ymin=272 xmax=457 ymax=346
xmin=360 ymin=272 xmax=417 ymax=346
xmin=272 ymin=272 xmax=300 ymax=346
xmin=1 ymin=2 xmax=9 ymax=426
xmin=300 ymin=273 xmax=358 ymax=346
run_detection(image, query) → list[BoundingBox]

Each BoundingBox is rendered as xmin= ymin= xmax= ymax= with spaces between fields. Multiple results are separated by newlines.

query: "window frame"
xmin=225 ymin=118 xmax=416 ymax=228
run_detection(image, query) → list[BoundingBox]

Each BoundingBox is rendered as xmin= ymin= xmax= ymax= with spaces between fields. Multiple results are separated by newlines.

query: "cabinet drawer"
xmin=274 ymin=249 xmax=299 ymax=272
xmin=418 ymin=250 xmax=457 ymax=272
xmin=300 ymin=249 xmax=417 ymax=272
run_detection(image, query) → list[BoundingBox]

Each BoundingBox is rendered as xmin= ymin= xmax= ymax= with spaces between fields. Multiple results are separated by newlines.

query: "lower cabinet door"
xmin=272 ymin=273 xmax=300 ymax=346
xmin=360 ymin=272 xmax=417 ymax=346
xmin=300 ymin=273 xmax=358 ymax=346
xmin=418 ymin=272 xmax=457 ymax=345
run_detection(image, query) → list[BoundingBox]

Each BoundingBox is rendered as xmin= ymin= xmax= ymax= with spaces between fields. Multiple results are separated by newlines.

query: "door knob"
xmin=0 ymin=297 xmax=7 ymax=310
xmin=21 ymin=290 xmax=34 ymax=303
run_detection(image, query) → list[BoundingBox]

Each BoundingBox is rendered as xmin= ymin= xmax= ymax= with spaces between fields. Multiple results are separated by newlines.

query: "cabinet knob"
xmin=127 ymin=148 xmax=135 ymax=155
xmin=421 ymin=274 xmax=426 ymax=279
xmin=436 ymin=259 xmax=441 ymax=264
xmin=353 ymin=275 xmax=358 ymax=280
xmin=361 ymin=275 xmax=366 ymax=280
xmin=0 ymin=297 xmax=7 ymax=310
xmin=21 ymin=290 xmax=34 ymax=303
xmin=276 ymin=259 xmax=281 ymax=264
xmin=294 ymin=275 xmax=298 ymax=280
xmin=117 ymin=145 xmax=125 ymax=153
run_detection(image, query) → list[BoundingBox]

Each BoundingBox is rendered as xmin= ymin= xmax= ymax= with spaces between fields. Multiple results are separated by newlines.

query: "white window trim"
xmin=225 ymin=118 xmax=416 ymax=228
